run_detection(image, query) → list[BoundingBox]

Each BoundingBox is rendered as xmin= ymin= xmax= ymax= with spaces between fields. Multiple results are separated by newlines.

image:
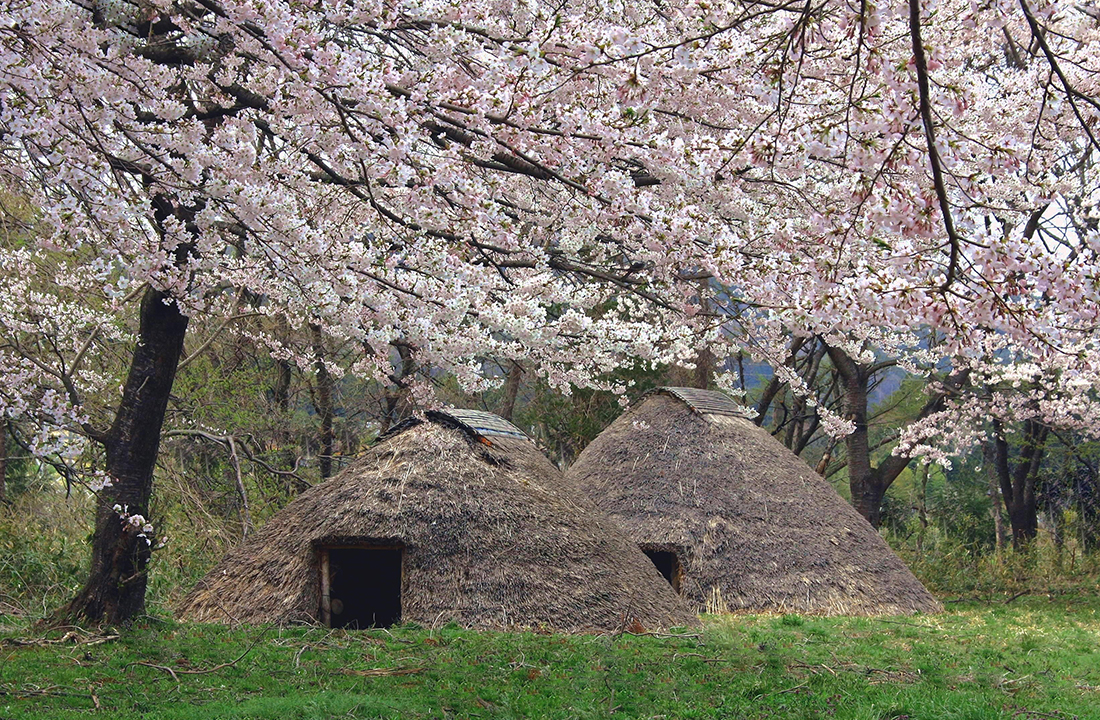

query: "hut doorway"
xmin=320 ymin=545 xmax=403 ymax=628
xmin=641 ymin=547 xmax=682 ymax=593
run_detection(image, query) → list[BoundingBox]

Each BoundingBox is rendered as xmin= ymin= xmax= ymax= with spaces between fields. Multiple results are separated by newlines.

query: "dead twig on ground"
xmin=1 ymin=630 xmax=119 ymax=648
xmin=340 ymin=667 xmax=426 ymax=676
xmin=0 ymin=683 xmax=92 ymax=700
xmin=127 ymin=624 xmax=272 ymax=683
xmin=874 ymin=618 xmax=938 ymax=629
xmin=623 ymin=630 xmax=703 ymax=639
xmin=1012 ymin=711 xmax=1078 ymax=720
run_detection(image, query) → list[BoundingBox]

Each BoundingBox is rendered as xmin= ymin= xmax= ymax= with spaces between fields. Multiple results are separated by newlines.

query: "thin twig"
xmin=340 ymin=667 xmax=425 ymax=676
xmin=908 ymin=0 xmax=963 ymax=291
xmin=128 ymin=625 xmax=271 ymax=682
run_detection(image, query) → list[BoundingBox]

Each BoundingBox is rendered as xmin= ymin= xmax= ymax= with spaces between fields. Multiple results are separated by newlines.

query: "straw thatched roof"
xmin=177 ymin=409 xmax=698 ymax=632
xmin=564 ymin=388 xmax=942 ymax=616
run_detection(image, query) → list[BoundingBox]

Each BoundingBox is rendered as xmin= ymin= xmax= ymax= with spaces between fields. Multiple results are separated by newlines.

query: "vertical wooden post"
xmin=320 ymin=549 xmax=332 ymax=627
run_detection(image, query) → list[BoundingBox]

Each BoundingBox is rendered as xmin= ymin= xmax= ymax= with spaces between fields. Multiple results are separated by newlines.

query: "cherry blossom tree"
xmin=2 ymin=0 xmax=1099 ymax=624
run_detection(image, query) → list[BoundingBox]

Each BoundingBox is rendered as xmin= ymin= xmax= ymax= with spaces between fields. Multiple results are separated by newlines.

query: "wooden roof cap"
xmin=431 ymin=408 xmax=530 ymax=441
xmin=645 ymin=387 xmax=749 ymax=418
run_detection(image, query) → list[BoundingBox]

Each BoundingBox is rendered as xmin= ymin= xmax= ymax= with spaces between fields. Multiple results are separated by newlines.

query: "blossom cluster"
xmin=0 ymin=0 xmax=1096 ymax=471
xmin=112 ymin=504 xmax=166 ymax=548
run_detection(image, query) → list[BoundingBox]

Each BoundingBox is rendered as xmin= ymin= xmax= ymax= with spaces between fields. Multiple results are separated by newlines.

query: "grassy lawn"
xmin=2 ymin=595 xmax=1098 ymax=719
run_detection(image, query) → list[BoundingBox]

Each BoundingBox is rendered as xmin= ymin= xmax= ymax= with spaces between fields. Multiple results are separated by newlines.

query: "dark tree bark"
xmin=666 ymin=346 xmax=714 ymax=390
xmin=830 ymin=346 xmax=887 ymax=526
xmin=915 ymin=462 xmax=930 ymax=555
xmin=0 ymin=420 xmax=7 ymax=504
xmin=498 ymin=360 xmax=524 ymax=421
xmin=311 ymin=324 xmax=334 ymax=480
xmin=982 ymin=439 xmax=1008 ymax=551
xmin=752 ymin=336 xmax=843 ymax=460
xmin=827 ymin=344 xmax=965 ymax=528
xmin=380 ymin=342 xmax=415 ymax=433
xmin=667 ymin=283 xmax=715 ymax=390
xmin=783 ymin=341 xmax=828 ymax=454
xmin=58 ymin=288 xmax=189 ymax=625
xmin=754 ymin=337 xmax=807 ymax=425
xmin=273 ymin=359 xmax=292 ymax=414
xmin=1082 ymin=487 xmax=1100 ymax=552
xmin=0 ymin=419 xmax=6 ymax=503
xmin=990 ymin=417 xmax=1049 ymax=548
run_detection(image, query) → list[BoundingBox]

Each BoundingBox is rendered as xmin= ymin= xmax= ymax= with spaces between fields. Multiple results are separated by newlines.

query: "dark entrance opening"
xmin=642 ymin=549 xmax=681 ymax=593
xmin=322 ymin=547 xmax=402 ymax=628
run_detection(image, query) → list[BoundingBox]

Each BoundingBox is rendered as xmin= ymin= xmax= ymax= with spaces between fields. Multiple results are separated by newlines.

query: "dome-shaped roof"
xmin=178 ymin=411 xmax=698 ymax=632
xmin=565 ymin=389 xmax=941 ymax=616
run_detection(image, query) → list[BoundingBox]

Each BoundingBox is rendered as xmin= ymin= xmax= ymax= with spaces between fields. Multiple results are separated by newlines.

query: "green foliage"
xmin=2 ymin=426 xmax=37 ymax=499
xmin=2 ymin=598 xmax=1099 ymax=719
xmin=883 ymin=459 xmax=996 ymax=552
xmin=894 ymin=531 xmax=1100 ymax=600
xmin=0 ymin=478 xmax=235 ymax=625
xmin=0 ymin=490 xmax=92 ymax=624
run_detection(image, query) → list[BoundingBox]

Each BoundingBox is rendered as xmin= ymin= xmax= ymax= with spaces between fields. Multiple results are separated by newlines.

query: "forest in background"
xmin=2 ymin=313 xmax=1098 ymax=623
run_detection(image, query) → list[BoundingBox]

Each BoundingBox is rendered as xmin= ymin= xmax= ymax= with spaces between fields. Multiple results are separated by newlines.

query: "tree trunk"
xmin=273 ymin=359 xmax=292 ymax=414
xmin=1007 ymin=499 xmax=1040 ymax=547
xmin=829 ymin=346 xmax=886 ymax=527
xmin=380 ymin=342 xmax=414 ymax=433
xmin=1080 ymin=464 xmax=1099 ymax=551
xmin=1081 ymin=493 xmax=1099 ymax=552
xmin=754 ymin=337 xmax=807 ymax=425
xmin=499 ymin=361 xmax=524 ymax=421
xmin=916 ymin=463 xmax=930 ymax=555
xmin=59 ymin=288 xmax=188 ymax=626
xmin=0 ymin=420 xmax=6 ymax=504
xmin=667 ymin=346 xmax=713 ymax=390
xmin=826 ymin=344 xmax=964 ymax=529
xmin=992 ymin=418 xmax=1048 ymax=549
xmin=983 ymin=440 xmax=1007 ymax=552
xmin=311 ymin=325 xmax=334 ymax=480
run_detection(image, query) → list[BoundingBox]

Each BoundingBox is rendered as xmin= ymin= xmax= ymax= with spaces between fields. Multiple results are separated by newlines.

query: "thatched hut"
xmin=564 ymin=388 xmax=942 ymax=616
xmin=177 ymin=409 xmax=697 ymax=632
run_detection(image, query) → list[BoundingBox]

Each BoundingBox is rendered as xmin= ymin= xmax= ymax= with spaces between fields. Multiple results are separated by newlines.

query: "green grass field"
xmin=2 ymin=594 xmax=1099 ymax=719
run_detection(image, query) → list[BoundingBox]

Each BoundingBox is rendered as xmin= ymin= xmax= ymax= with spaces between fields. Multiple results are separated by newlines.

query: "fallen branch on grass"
xmin=623 ymin=630 xmax=704 ymax=639
xmin=0 ymin=683 xmax=91 ymax=700
xmin=340 ymin=667 xmax=426 ymax=676
xmin=944 ymin=596 xmax=992 ymax=604
xmin=127 ymin=625 xmax=272 ymax=683
xmin=1 ymin=630 xmax=119 ymax=648
xmin=874 ymin=618 xmax=938 ymax=629
xmin=1012 ymin=710 xmax=1078 ymax=720
xmin=671 ymin=652 xmax=729 ymax=663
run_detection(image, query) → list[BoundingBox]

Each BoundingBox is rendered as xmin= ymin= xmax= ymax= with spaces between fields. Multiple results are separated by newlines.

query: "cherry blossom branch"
xmin=1018 ymin=0 xmax=1100 ymax=153
xmin=908 ymin=0 xmax=962 ymax=292
xmin=7 ymin=337 xmax=107 ymax=442
xmin=177 ymin=308 xmax=257 ymax=372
